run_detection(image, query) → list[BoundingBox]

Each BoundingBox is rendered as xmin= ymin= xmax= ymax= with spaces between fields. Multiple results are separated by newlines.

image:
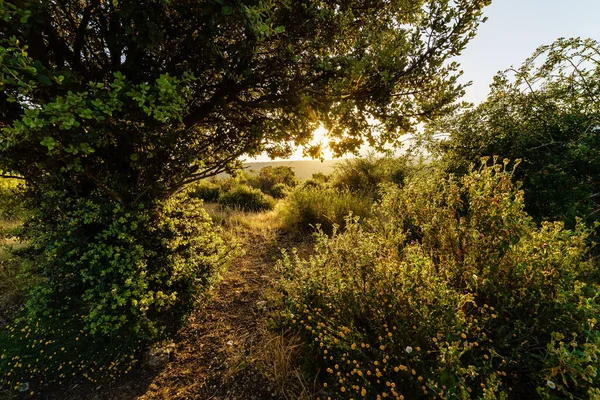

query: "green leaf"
xmin=37 ymin=74 xmax=52 ymax=85
xmin=40 ymin=137 xmax=57 ymax=151
xmin=222 ymin=5 xmax=233 ymax=15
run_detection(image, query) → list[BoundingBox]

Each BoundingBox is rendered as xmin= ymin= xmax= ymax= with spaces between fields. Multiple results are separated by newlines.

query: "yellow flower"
xmin=361 ymin=388 xmax=367 ymax=396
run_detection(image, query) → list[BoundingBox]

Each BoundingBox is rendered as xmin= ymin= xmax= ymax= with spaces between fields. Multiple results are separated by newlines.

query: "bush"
xmin=0 ymin=177 xmax=27 ymax=221
xmin=0 ymin=195 xmax=230 ymax=388
xmin=268 ymin=183 xmax=290 ymax=199
xmin=332 ymin=155 xmax=409 ymax=199
xmin=188 ymin=180 xmax=222 ymax=202
xmin=218 ymin=184 xmax=275 ymax=212
xmin=279 ymin=187 xmax=372 ymax=234
xmin=427 ymin=38 xmax=600 ymax=228
xmin=276 ymin=160 xmax=600 ymax=399
xmin=257 ymin=166 xmax=297 ymax=193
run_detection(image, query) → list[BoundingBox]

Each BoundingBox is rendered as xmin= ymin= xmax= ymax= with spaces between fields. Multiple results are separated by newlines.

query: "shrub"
xmin=0 ymin=195 xmax=230 ymax=389
xmin=0 ymin=177 xmax=27 ymax=221
xmin=257 ymin=166 xmax=297 ymax=193
xmin=427 ymin=38 xmax=600 ymax=228
xmin=269 ymin=183 xmax=290 ymax=199
xmin=188 ymin=180 xmax=222 ymax=202
xmin=279 ymin=187 xmax=372 ymax=234
xmin=332 ymin=155 xmax=409 ymax=199
xmin=218 ymin=184 xmax=275 ymax=212
xmin=276 ymin=160 xmax=600 ymax=399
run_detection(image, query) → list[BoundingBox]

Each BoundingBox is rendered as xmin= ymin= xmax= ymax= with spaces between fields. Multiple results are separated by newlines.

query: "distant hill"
xmin=219 ymin=159 xmax=347 ymax=180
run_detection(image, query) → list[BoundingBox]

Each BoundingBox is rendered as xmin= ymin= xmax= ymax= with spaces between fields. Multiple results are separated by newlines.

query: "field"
xmin=220 ymin=159 xmax=344 ymax=180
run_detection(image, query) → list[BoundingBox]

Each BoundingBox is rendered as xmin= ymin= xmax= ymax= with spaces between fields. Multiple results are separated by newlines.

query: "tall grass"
xmin=279 ymin=187 xmax=372 ymax=234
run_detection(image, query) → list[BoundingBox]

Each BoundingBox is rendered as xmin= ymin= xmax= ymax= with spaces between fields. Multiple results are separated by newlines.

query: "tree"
xmin=0 ymin=0 xmax=491 ymax=387
xmin=424 ymin=38 xmax=600 ymax=227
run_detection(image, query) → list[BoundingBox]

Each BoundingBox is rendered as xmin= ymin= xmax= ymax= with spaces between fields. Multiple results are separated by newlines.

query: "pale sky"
xmin=253 ymin=0 xmax=600 ymax=161
xmin=459 ymin=0 xmax=600 ymax=104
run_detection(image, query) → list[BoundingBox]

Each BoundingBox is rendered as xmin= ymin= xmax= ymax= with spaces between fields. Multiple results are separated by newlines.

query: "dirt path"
xmin=135 ymin=232 xmax=283 ymax=400
xmin=48 ymin=215 xmax=308 ymax=400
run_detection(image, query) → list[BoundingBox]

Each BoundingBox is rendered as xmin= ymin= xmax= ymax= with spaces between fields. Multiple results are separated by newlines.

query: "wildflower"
xmin=405 ymin=346 xmax=413 ymax=354
xmin=547 ymin=380 xmax=556 ymax=389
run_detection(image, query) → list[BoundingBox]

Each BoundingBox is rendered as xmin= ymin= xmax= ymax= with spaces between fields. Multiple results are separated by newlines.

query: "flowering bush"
xmin=0 ymin=195 xmax=230 ymax=391
xmin=276 ymin=160 xmax=600 ymax=399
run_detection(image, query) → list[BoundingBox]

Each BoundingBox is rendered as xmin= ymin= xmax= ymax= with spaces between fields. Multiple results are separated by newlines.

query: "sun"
xmin=289 ymin=124 xmax=333 ymax=161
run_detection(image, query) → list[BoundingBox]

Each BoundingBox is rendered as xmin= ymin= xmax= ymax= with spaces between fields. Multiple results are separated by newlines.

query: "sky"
xmin=459 ymin=0 xmax=600 ymax=104
xmin=254 ymin=0 xmax=600 ymax=161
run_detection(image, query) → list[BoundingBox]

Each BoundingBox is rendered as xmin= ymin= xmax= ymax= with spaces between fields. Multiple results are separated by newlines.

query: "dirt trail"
xmin=136 ymin=232 xmax=280 ymax=400
xmin=50 ymin=222 xmax=303 ymax=400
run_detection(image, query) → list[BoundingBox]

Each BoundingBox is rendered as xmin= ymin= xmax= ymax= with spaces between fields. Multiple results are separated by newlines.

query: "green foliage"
xmin=0 ymin=244 xmax=35 ymax=315
xmin=0 ymin=0 xmax=491 ymax=392
xmin=0 ymin=195 xmax=230 ymax=388
xmin=332 ymin=155 xmax=410 ymax=199
xmin=276 ymin=161 xmax=600 ymax=399
xmin=218 ymin=184 xmax=275 ymax=212
xmin=189 ymin=180 xmax=222 ymax=203
xmin=255 ymin=166 xmax=297 ymax=196
xmin=425 ymin=38 xmax=600 ymax=227
xmin=268 ymin=183 xmax=290 ymax=199
xmin=0 ymin=177 xmax=27 ymax=221
xmin=279 ymin=187 xmax=372 ymax=234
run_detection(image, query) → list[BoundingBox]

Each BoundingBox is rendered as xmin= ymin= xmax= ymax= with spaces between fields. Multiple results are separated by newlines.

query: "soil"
xmin=31 ymin=229 xmax=310 ymax=400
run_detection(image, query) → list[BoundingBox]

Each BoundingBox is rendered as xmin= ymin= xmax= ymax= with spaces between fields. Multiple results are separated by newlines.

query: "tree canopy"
xmin=1 ymin=0 xmax=490 ymax=202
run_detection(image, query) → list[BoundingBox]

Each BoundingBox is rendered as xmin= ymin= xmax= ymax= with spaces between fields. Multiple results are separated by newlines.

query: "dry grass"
xmin=204 ymin=202 xmax=284 ymax=245
xmin=254 ymin=328 xmax=318 ymax=400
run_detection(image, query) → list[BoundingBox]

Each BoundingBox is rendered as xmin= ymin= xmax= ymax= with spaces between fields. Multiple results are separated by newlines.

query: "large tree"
xmin=0 ymin=0 xmax=490 ymax=388
xmin=0 ymin=0 xmax=491 ymax=201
